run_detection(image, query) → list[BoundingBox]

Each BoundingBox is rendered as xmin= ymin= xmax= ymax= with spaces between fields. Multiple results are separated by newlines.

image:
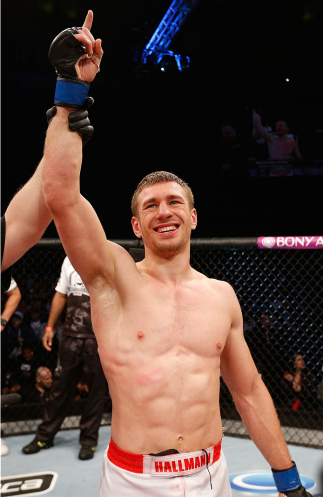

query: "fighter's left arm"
xmin=220 ymin=284 xmax=312 ymax=497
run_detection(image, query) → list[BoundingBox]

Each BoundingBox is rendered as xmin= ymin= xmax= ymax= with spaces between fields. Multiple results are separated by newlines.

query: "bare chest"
xmin=94 ymin=280 xmax=231 ymax=359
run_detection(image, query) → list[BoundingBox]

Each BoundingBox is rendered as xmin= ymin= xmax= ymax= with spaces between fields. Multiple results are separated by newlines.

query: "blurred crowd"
xmin=243 ymin=306 xmax=323 ymax=411
xmin=1 ymin=278 xmax=89 ymax=406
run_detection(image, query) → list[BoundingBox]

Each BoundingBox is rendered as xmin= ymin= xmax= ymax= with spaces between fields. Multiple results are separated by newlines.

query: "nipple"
xmin=137 ymin=331 xmax=145 ymax=340
xmin=216 ymin=342 xmax=222 ymax=350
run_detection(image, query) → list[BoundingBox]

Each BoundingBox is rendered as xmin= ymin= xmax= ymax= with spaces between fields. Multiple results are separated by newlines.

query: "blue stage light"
xmin=141 ymin=0 xmax=199 ymax=71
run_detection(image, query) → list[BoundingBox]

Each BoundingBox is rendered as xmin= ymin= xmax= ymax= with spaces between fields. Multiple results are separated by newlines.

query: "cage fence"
xmin=1 ymin=238 xmax=322 ymax=448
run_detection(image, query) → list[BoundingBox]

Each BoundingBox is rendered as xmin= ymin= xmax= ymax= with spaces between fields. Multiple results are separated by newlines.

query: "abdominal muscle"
xmin=102 ymin=347 xmax=223 ymax=455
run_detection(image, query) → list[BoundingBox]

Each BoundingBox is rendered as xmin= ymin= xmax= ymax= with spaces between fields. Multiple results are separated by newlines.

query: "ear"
xmin=131 ymin=216 xmax=142 ymax=238
xmin=191 ymin=209 xmax=197 ymax=231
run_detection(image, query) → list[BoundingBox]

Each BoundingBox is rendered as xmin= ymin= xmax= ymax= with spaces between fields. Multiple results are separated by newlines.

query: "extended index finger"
xmin=83 ymin=10 xmax=93 ymax=31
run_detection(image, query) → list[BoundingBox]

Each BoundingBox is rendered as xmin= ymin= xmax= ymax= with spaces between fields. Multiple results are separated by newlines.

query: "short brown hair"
xmin=131 ymin=171 xmax=194 ymax=217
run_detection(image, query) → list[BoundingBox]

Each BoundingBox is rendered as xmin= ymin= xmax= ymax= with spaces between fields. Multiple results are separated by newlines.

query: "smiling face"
xmin=275 ymin=120 xmax=289 ymax=137
xmin=131 ymin=182 xmax=197 ymax=257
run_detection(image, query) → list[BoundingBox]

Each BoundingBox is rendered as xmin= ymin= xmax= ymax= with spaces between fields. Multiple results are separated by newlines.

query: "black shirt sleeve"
xmin=1 ymin=215 xmax=13 ymax=292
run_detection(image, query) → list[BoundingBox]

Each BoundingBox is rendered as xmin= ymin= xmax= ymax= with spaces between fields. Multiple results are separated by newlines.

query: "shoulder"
xmin=196 ymin=274 xmax=239 ymax=304
xmin=208 ymin=278 xmax=242 ymax=321
xmin=208 ymin=277 xmax=236 ymax=297
xmin=191 ymin=269 xmax=234 ymax=293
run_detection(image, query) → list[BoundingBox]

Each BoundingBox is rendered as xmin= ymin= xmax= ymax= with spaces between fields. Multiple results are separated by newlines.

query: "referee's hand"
xmin=42 ymin=329 xmax=54 ymax=351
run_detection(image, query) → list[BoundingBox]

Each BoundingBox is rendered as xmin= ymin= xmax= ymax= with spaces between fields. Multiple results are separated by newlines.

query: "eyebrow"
xmin=142 ymin=194 xmax=185 ymax=209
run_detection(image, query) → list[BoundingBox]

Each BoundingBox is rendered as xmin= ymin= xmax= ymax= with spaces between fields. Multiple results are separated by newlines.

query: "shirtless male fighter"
xmin=42 ymin=10 xmax=312 ymax=497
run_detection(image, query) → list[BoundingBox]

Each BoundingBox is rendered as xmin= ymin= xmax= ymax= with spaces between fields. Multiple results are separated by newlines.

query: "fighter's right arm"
xmin=43 ymin=12 xmax=131 ymax=292
xmin=42 ymin=106 xmax=120 ymax=292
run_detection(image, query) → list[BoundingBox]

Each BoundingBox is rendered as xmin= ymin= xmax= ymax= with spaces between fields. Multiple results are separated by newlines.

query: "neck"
xmin=138 ymin=245 xmax=192 ymax=284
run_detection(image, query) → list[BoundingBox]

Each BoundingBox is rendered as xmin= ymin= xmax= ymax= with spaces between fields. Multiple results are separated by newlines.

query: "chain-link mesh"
xmin=1 ymin=244 xmax=112 ymax=436
xmin=1 ymin=240 xmax=322 ymax=448
xmin=191 ymin=247 xmax=323 ymax=448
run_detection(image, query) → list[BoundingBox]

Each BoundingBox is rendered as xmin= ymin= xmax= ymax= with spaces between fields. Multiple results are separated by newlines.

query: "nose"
xmin=156 ymin=201 xmax=172 ymax=219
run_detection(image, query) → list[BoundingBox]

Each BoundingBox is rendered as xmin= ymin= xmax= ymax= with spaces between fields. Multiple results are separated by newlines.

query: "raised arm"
xmin=42 ymin=11 xmax=133 ymax=292
xmin=1 ymin=41 xmax=96 ymax=276
xmin=220 ymin=286 xmax=312 ymax=497
xmin=2 ymin=158 xmax=52 ymax=273
xmin=252 ymin=109 xmax=273 ymax=143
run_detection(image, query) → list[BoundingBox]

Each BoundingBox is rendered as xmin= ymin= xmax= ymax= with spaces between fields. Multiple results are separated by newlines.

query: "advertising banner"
xmin=258 ymin=236 xmax=323 ymax=249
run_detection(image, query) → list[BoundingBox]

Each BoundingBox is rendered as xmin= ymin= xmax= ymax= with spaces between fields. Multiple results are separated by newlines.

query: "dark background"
xmin=2 ymin=0 xmax=323 ymax=239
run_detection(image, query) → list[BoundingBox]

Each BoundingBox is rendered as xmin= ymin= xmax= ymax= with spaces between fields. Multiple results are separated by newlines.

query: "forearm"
xmin=1 ymin=289 xmax=21 ymax=322
xmin=233 ymin=377 xmax=292 ymax=469
xmin=42 ymin=107 xmax=83 ymax=214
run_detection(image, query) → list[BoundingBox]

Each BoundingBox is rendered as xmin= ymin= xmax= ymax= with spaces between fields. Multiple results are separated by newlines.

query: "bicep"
xmin=52 ymin=195 xmax=115 ymax=290
xmin=52 ymin=195 xmax=137 ymax=293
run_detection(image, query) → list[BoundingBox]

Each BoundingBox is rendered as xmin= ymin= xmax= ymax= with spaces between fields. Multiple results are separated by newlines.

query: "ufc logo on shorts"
xmin=0 ymin=472 xmax=57 ymax=496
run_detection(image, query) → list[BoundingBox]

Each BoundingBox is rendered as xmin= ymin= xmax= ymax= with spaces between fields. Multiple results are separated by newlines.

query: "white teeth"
xmin=156 ymin=225 xmax=178 ymax=233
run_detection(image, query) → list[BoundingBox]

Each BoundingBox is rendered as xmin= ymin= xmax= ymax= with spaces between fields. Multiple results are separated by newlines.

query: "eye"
xmin=146 ymin=204 xmax=156 ymax=209
xmin=170 ymin=200 xmax=179 ymax=205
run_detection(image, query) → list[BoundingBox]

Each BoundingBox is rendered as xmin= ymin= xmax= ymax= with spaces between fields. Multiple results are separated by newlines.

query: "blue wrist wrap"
xmin=54 ymin=80 xmax=89 ymax=107
xmin=272 ymin=464 xmax=302 ymax=492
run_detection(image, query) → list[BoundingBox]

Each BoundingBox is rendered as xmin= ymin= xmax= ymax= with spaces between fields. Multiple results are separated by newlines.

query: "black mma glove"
xmin=48 ymin=27 xmax=90 ymax=108
xmin=272 ymin=462 xmax=312 ymax=497
xmin=46 ymin=97 xmax=94 ymax=147
xmin=280 ymin=487 xmax=313 ymax=497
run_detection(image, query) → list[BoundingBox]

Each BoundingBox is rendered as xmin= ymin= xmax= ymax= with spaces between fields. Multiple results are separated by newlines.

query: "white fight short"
xmin=99 ymin=438 xmax=232 ymax=496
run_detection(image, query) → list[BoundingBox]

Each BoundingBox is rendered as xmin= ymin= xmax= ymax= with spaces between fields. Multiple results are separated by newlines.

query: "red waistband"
xmin=107 ymin=438 xmax=222 ymax=474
